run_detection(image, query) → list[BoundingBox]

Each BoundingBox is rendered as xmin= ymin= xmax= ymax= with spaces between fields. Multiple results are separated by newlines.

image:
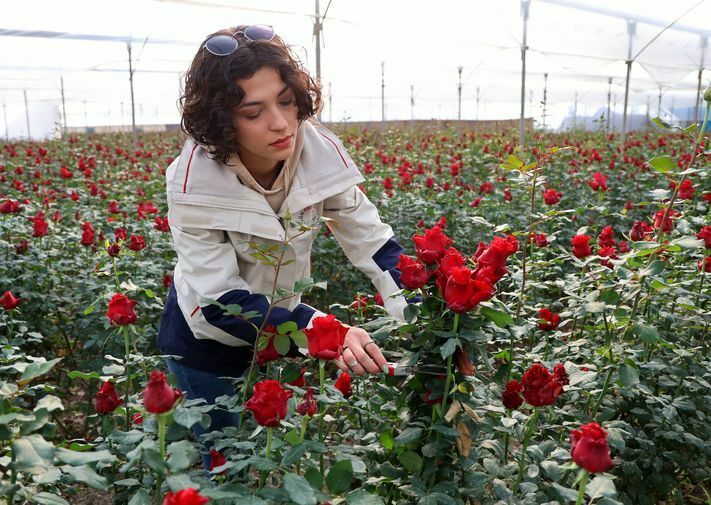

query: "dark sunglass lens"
xmin=244 ymin=24 xmax=274 ymax=41
xmin=205 ymin=35 xmax=238 ymax=56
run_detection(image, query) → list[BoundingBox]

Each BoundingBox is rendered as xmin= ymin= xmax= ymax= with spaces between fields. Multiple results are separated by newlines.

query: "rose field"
xmin=0 ymin=108 xmax=710 ymax=504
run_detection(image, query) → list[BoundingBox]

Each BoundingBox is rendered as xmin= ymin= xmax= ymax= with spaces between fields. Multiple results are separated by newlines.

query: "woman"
xmin=156 ymin=25 xmax=409 ymax=468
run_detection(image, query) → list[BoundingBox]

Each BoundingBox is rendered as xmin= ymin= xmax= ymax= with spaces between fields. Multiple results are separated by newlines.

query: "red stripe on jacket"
xmin=183 ymin=144 xmax=199 ymax=193
xmin=318 ymin=132 xmax=349 ymax=168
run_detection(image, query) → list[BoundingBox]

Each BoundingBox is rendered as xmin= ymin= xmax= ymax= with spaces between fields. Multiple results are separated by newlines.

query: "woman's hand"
xmin=335 ymin=327 xmax=388 ymax=376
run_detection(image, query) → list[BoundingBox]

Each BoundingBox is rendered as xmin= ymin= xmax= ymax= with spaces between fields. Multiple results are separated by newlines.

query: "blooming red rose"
xmin=334 ymin=372 xmax=352 ymax=398
xmin=108 ymin=200 xmax=120 ymax=214
xmin=521 ymin=363 xmax=564 ymax=407
xmin=675 ymin=179 xmax=695 ymax=200
xmin=696 ymin=226 xmax=711 ymax=249
xmin=209 ymin=449 xmax=227 ymax=473
xmin=699 ymin=257 xmax=711 ymax=272
xmin=588 ymin=172 xmax=608 ymax=191
xmin=597 ymin=226 xmax=616 ymax=248
xmin=617 ymin=241 xmax=630 ymax=253
xmin=653 ymin=209 xmax=676 ymax=232
xmin=129 ymin=235 xmax=146 ymax=251
xmin=502 ymin=380 xmax=523 ymax=410
xmin=106 ymin=293 xmax=138 ymax=326
xmin=472 ymin=235 xmax=518 ymax=285
xmin=245 ymin=379 xmax=292 ymax=427
xmin=154 ymin=216 xmax=170 ymax=232
xmin=598 ymin=246 xmax=618 ymax=269
xmin=542 ymin=188 xmax=562 ymax=205
xmin=31 ymin=215 xmax=49 ymax=237
xmin=80 ymin=222 xmax=95 ymax=246
xmin=256 ymin=325 xmax=281 ymax=365
xmin=94 ymin=381 xmax=123 ymax=415
xmin=412 ymin=226 xmax=453 ymax=264
xmin=382 ymin=177 xmax=394 ymax=190
xmin=114 ymin=227 xmax=128 ymax=241
xmin=0 ymin=291 xmax=21 ymax=310
xmin=162 ymin=488 xmax=210 ymax=505
xmin=305 ymin=314 xmax=348 ymax=360
xmin=296 ymin=387 xmax=318 ymax=416
xmin=570 ymin=422 xmax=614 ymax=473
xmin=396 ymin=254 xmax=430 ymax=289
xmin=533 ymin=233 xmax=548 ymax=247
xmin=444 ymin=266 xmax=494 ymax=314
xmin=553 ymin=363 xmax=569 ymax=386
xmin=538 ymin=308 xmax=560 ymax=331
xmin=143 ymin=370 xmax=183 ymax=414
xmin=0 ymin=199 xmax=22 ymax=214
xmin=571 ymin=234 xmax=592 ymax=259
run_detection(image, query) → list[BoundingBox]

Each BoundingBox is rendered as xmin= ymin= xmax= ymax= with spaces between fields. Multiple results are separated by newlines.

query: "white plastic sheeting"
xmin=0 ymin=0 xmax=709 ymax=139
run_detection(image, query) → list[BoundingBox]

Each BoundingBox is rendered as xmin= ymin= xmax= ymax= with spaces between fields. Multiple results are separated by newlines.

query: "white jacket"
xmin=160 ymin=120 xmax=406 ymax=356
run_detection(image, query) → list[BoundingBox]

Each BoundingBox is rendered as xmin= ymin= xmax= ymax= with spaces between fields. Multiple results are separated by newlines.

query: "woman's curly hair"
xmin=180 ymin=26 xmax=322 ymax=164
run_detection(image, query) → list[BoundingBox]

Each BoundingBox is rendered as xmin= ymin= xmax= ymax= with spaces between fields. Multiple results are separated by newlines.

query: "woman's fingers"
xmin=341 ymin=347 xmax=367 ymax=376
xmin=363 ymin=340 xmax=388 ymax=374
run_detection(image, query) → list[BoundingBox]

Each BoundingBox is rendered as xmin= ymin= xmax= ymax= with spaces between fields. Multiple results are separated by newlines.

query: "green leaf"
xmin=31 ymin=492 xmax=69 ymax=505
xmin=327 ymin=459 xmax=353 ymax=495
xmin=397 ymin=451 xmax=423 ymax=474
xmin=379 ymin=431 xmax=394 ymax=451
xmin=165 ymin=474 xmax=197 ymax=492
xmin=479 ymin=306 xmax=513 ymax=328
xmin=290 ymin=331 xmax=308 ymax=348
xmin=142 ymin=448 xmax=168 ymax=475
xmin=68 ymin=370 xmax=101 ymax=380
xmin=173 ymin=407 xmax=210 ymax=430
xmin=61 ymin=464 xmax=108 ymax=490
xmin=552 ymin=483 xmax=579 ymax=502
xmin=55 ymin=448 xmax=116 ymax=466
xmin=586 ymin=475 xmax=617 ymax=499
xmin=582 ymin=302 xmax=605 ymax=314
xmin=304 ymin=466 xmax=322 ymax=490
xmin=283 ymin=472 xmax=317 ymax=505
xmin=346 ymin=489 xmax=386 ymax=505
xmin=11 ymin=435 xmax=54 ymax=475
xmin=652 ymin=117 xmax=673 ymax=129
xmin=127 ymin=489 xmax=152 ymax=505
xmin=439 ymin=337 xmax=459 ymax=359
xmin=281 ymin=443 xmax=308 ymax=466
xmin=633 ymin=323 xmax=659 ymax=345
xmin=647 ymin=156 xmax=676 ymax=173
xmin=274 ymin=334 xmax=291 ymax=356
xmin=669 ymin=236 xmax=704 ymax=249
xmin=20 ymin=358 xmax=63 ymax=383
xmin=109 ymin=429 xmax=144 ymax=445
xmin=166 ymin=440 xmax=198 ymax=472
xmin=35 ymin=395 xmax=63 ymax=413
xmin=394 ymin=427 xmax=422 ymax=446
xmin=278 ymin=321 xmax=298 ymax=334
xmin=618 ymin=362 xmax=640 ymax=387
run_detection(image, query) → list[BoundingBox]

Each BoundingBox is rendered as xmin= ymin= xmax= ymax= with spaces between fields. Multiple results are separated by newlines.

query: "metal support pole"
xmin=83 ymin=101 xmax=87 ymax=131
xmin=657 ymin=86 xmax=662 ymax=118
xmin=3 ymin=103 xmax=8 ymax=140
xmin=670 ymin=97 xmax=674 ymax=120
xmin=621 ymin=20 xmax=636 ymax=147
xmin=381 ymin=61 xmax=385 ymax=123
xmin=314 ymin=0 xmax=322 ymax=121
xmin=60 ymin=76 xmax=67 ymax=137
xmin=519 ymin=0 xmax=530 ymax=146
xmin=606 ymin=77 xmax=612 ymax=133
xmin=694 ymin=36 xmax=707 ymax=124
xmin=476 ymin=86 xmax=480 ymax=121
xmin=328 ymin=82 xmax=332 ymax=122
xmin=410 ymin=84 xmax=415 ymax=120
xmin=542 ymin=73 xmax=548 ymax=129
xmin=23 ymin=90 xmax=31 ymax=139
xmin=573 ymin=92 xmax=578 ymax=129
xmin=457 ymin=66 xmax=463 ymax=120
xmin=127 ymin=42 xmax=138 ymax=146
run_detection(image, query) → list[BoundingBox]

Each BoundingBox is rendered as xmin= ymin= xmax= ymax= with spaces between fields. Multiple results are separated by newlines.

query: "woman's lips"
xmin=270 ymin=135 xmax=292 ymax=149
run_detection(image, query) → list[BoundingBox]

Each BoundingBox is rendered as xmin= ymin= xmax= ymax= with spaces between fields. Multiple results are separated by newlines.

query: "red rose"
xmin=350 ymin=295 xmax=369 ymax=309
xmin=571 ymin=234 xmax=592 ymax=259
xmin=553 ymin=363 xmax=569 ymax=386
xmin=412 ymin=226 xmax=453 ymax=264
xmin=107 ymin=243 xmax=121 ymax=257
xmin=244 ymin=379 xmax=292 ymax=427
xmin=396 ymin=254 xmax=430 ymax=289
xmin=106 ymin=293 xmax=138 ymax=326
xmin=114 ymin=228 xmax=128 ymax=241
xmin=209 ymin=449 xmax=227 ymax=473
xmin=653 ymin=209 xmax=676 ymax=232
xmin=472 ymin=235 xmax=518 ymax=284
xmin=374 ymin=293 xmax=384 ymax=306
xmin=542 ymin=188 xmax=562 ymax=205
xmin=305 ymin=314 xmax=348 ymax=360
xmin=521 ymin=363 xmax=563 ymax=407
xmin=143 ymin=370 xmax=183 ymax=414
xmin=288 ymin=368 xmax=306 ymax=388
xmin=502 ymin=380 xmax=523 ymax=410
xmin=598 ymin=246 xmax=618 ymax=269
xmin=538 ymin=308 xmax=560 ymax=331
xmin=699 ymin=257 xmax=711 ymax=272
xmin=296 ymin=387 xmax=318 ymax=416
xmin=533 ymin=233 xmax=548 ymax=247
xmin=629 ymin=221 xmax=652 ymax=242
xmin=0 ymin=291 xmax=21 ymax=310
xmin=443 ymin=266 xmax=494 ymax=314
xmin=570 ymin=422 xmax=614 ymax=473
xmin=597 ymin=226 xmax=616 ymax=248
xmin=154 ymin=216 xmax=170 ymax=232
xmin=696 ymin=226 xmax=711 ymax=249
xmin=588 ymin=172 xmax=608 ymax=191
xmin=0 ymin=199 xmax=22 ymax=214
xmin=334 ymin=372 xmax=352 ymax=398
xmin=94 ymin=381 xmax=123 ymax=415
xmin=108 ymin=200 xmax=120 ymax=214
xmin=80 ymin=222 xmax=95 ymax=246
xmin=162 ymin=274 xmax=173 ymax=288
xmin=162 ymin=488 xmax=210 ymax=505
xmin=256 ymin=325 xmax=280 ymax=365
xmin=129 ymin=235 xmax=146 ymax=251
xmin=617 ymin=241 xmax=630 ymax=253
xmin=676 ymin=179 xmax=695 ymax=200
xmin=382 ymin=177 xmax=394 ymax=190
xmin=31 ymin=216 xmax=49 ymax=237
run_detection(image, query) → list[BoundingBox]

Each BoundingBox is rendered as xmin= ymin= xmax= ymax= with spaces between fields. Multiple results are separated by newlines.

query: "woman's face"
xmin=232 ymin=66 xmax=299 ymax=176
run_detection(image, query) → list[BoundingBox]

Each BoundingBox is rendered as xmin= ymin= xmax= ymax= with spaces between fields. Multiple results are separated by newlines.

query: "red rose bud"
xmin=502 ymin=380 xmax=524 ymax=410
xmin=538 ymin=308 xmax=560 ymax=331
xmin=209 ymin=449 xmax=227 ymax=473
xmin=588 ymin=172 xmax=608 ymax=191
xmin=571 ymin=234 xmax=592 ymax=259
xmin=296 ymin=387 xmax=318 ymax=416
xmin=629 ymin=221 xmax=652 ymax=242
xmin=597 ymin=226 xmax=616 ymax=248
xmin=143 ymin=370 xmax=183 ymax=414
xmin=676 ymin=179 xmax=695 ymax=200
xmin=542 ymin=188 xmax=562 ymax=205
xmin=288 ymin=368 xmax=306 ymax=388
xmin=162 ymin=488 xmax=210 ymax=505
xmin=255 ymin=325 xmax=280 ymax=365
xmin=106 ymin=293 xmax=138 ymax=326
xmin=244 ymin=379 xmax=292 ymax=427
xmin=617 ymin=241 xmax=630 ymax=253
xmin=154 ymin=216 xmax=170 ymax=232
xmin=454 ymin=343 xmax=475 ymax=376
xmin=107 ymin=243 xmax=121 ymax=257
xmin=699 ymin=257 xmax=711 ymax=272
xmin=412 ymin=226 xmax=453 ymax=264
xmin=553 ymin=363 xmax=569 ymax=386
xmin=598 ymin=246 xmax=618 ymax=269
xmin=521 ymin=363 xmax=564 ymax=407
xmin=93 ymin=381 xmax=123 ymax=415
xmin=350 ymin=295 xmax=369 ymax=309
xmin=570 ymin=422 xmax=614 ymax=473
xmin=334 ymin=372 xmax=352 ymax=398
xmin=533 ymin=233 xmax=548 ymax=247
xmin=397 ymin=254 xmax=430 ymax=289
xmin=129 ymin=235 xmax=146 ymax=251
xmin=0 ymin=291 xmax=21 ymax=310
xmin=696 ymin=226 xmax=711 ymax=249
xmin=305 ymin=314 xmax=348 ymax=360
xmin=472 ymin=235 xmax=518 ymax=284
xmin=444 ymin=267 xmax=494 ymax=314
xmin=653 ymin=209 xmax=676 ymax=232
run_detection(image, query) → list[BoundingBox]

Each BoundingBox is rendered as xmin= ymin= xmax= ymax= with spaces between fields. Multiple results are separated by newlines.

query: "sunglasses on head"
xmin=203 ymin=24 xmax=275 ymax=56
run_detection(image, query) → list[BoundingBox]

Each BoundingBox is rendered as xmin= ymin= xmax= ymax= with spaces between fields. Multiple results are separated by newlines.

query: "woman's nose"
xmin=269 ymin=108 xmax=289 ymax=131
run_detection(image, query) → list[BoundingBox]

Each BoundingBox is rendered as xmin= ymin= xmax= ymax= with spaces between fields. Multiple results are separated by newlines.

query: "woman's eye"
xmin=245 ymin=113 xmax=260 ymax=120
xmin=280 ymin=98 xmax=295 ymax=106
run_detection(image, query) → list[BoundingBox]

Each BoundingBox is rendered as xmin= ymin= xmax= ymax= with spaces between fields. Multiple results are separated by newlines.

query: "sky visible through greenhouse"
xmin=1 ymin=0 xmax=710 ymax=138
